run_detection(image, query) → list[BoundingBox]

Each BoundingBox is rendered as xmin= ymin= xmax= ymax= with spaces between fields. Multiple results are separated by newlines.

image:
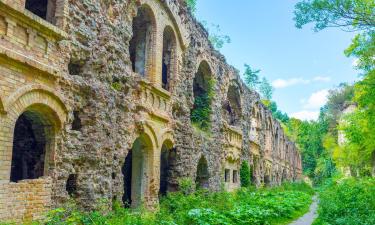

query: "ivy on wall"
xmin=240 ymin=161 xmax=251 ymax=187
xmin=191 ymin=78 xmax=215 ymax=131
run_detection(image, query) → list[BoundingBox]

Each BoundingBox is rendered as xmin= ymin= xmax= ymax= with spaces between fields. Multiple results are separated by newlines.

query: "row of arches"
xmin=131 ymin=4 xmax=243 ymax=129
xmin=0 ymin=88 xmax=210 ymax=209
xmin=121 ymin=135 xmax=209 ymax=207
xmin=130 ymin=4 xmax=177 ymax=92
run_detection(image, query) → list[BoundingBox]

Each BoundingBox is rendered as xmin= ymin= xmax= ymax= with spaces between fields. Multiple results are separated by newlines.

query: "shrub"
xmin=240 ymin=161 xmax=251 ymax=187
xmin=178 ymin=177 xmax=194 ymax=195
xmin=191 ymin=78 xmax=215 ymax=131
xmin=314 ymin=177 xmax=375 ymax=225
xmin=35 ymin=182 xmax=313 ymax=225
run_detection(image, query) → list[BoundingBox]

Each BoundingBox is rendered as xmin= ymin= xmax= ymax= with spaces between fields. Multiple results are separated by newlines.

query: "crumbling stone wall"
xmin=0 ymin=0 xmax=302 ymax=222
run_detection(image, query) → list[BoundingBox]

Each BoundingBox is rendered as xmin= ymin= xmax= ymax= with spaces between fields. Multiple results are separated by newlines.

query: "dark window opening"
xmin=160 ymin=146 xmax=176 ymax=197
xmin=122 ymin=151 xmax=132 ymax=208
xmin=10 ymin=113 xmax=47 ymax=182
xmin=233 ymin=170 xmax=238 ymax=183
xmin=25 ymin=0 xmax=56 ymax=24
xmin=112 ymin=172 xmax=116 ymax=179
xmin=224 ymin=169 xmax=230 ymax=183
xmin=130 ymin=6 xmax=154 ymax=77
xmin=66 ymin=174 xmax=78 ymax=197
xmin=161 ymin=27 xmax=176 ymax=91
xmin=72 ymin=111 xmax=82 ymax=131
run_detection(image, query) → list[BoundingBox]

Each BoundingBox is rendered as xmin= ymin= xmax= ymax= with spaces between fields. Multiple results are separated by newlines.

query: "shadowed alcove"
xmin=10 ymin=105 xmax=58 ymax=182
xmin=129 ymin=5 xmax=156 ymax=77
xmin=195 ymin=156 xmax=209 ymax=189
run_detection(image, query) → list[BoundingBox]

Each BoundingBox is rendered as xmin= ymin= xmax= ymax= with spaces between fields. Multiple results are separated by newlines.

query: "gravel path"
xmin=289 ymin=196 xmax=319 ymax=225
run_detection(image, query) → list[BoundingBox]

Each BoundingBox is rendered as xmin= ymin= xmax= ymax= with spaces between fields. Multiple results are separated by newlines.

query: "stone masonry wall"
xmin=0 ymin=0 xmax=302 ymax=222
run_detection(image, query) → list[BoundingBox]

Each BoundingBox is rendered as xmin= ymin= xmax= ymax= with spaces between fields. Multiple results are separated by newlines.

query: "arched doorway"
xmin=129 ymin=5 xmax=156 ymax=77
xmin=159 ymin=140 xmax=176 ymax=196
xmin=196 ymin=156 xmax=209 ymax=189
xmin=122 ymin=134 xmax=153 ymax=208
xmin=10 ymin=105 xmax=58 ymax=182
xmin=191 ymin=61 xmax=213 ymax=130
xmin=161 ymin=26 xmax=176 ymax=91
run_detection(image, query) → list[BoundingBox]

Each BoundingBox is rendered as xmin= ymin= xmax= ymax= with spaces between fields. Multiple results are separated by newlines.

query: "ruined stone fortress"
xmin=0 ymin=0 xmax=302 ymax=222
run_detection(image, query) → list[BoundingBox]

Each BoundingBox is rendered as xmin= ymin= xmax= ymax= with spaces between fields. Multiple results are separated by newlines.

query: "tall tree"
xmin=259 ymin=77 xmax=274 ymax=101
xmin=243 ymin=64 xmax=261 ymax=90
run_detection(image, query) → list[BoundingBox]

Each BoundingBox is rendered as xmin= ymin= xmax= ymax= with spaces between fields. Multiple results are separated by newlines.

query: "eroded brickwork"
xmin=0 ymin=0 xmax=302 ymax=222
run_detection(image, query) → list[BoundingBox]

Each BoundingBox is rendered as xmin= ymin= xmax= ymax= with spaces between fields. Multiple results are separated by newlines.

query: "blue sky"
xmin=196 ymin=0 xmax=359 ymax=120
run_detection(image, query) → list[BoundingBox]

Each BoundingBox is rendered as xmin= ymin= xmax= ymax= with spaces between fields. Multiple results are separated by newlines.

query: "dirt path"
xmin=289 ymin=196 xmax=319 ymax=225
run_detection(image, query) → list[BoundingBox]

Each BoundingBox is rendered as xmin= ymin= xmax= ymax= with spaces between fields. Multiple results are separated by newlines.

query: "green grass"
xmin=5 ymin=182 xmax=314 ymax=225
xmin=313 ymin=177 xmax=375 ymax=225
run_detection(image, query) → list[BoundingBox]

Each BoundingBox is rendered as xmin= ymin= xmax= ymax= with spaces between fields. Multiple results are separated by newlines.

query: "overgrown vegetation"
xmin=240 ymin=161 xmax=251 ymax=187
xmin=313 ymin=177 xmax=375 ymax=225
xmin=191 ymin=78 xmax=215 ymax=131
xmin=22 ymin=182 xmax=313 ymax=225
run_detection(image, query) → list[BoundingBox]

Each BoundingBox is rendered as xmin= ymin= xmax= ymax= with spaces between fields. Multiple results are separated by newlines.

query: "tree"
xmin=269 ymin=101 xmax=290 ymax=123
xmin=201 ymin=22 xmax=231 ymax=50
xmin=259 ymin=77 xmax=274 ymax=101
xmin=294 ymin=0 xmax=375 ymax=71
xmin=186 ymin=0 xmax=197 ymax=14
xmin=243 ymin=64 xmax=260 ymax=90
xmin=294 ymin=0 xmax=375 ymax=32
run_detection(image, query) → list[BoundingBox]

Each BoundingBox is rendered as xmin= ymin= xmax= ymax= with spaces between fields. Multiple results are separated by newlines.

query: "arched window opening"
xmin=196 ymin=156 xmax=209 ymax=189
xmin=10 ymin=106 xmax=56 ymax=182
xmin=159 ymin=142 xmax=176 ymax=197
xmin=223 ymin=84 xmax=241 ymax=126
xmin=129 ymin=5 xmax=155 ymax=77
xmin=191 ymin=61 xmax=213 ymax=130
xmin=162 ymin=27 xmax=176 ymax=91
xmin=122 ymin=135 xmax=152 ymax=208
xmin=25 ymin=0 xmax=56 ymax=24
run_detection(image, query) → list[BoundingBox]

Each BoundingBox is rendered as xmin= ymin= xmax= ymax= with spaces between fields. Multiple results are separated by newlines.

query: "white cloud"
xmin=272 ymin=76 xmax=331 ymax=89
xmin=313 ymin=76 xmax=331 ymax=82
xmin=272 ymin=78 xmax=310 ymax=88
xmin=303 ymin=89 xmax=329 ymax=109
xmin=291 ymin=110 xmax=320 ymax=121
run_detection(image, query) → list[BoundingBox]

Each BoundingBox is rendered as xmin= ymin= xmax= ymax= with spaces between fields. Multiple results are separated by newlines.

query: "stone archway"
xmin=0 ymin=87 xmax=67 ymax=181
xmin=223 ymin=81 xmax=242 ymax=126
xmin=122 ymin=133 xmax=154 ymax=208
xmin=191 ymin=60 xmax=213 ymax=129
xmin=161 ymin=26 xmax=177 ymax=91
xmin=129 ymin=4 xmax=157 ymax=78
xmin=196 ymin=156 xmax=209 ymax=189
xmin=10 ymin=107 xmax=58 ymax=182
